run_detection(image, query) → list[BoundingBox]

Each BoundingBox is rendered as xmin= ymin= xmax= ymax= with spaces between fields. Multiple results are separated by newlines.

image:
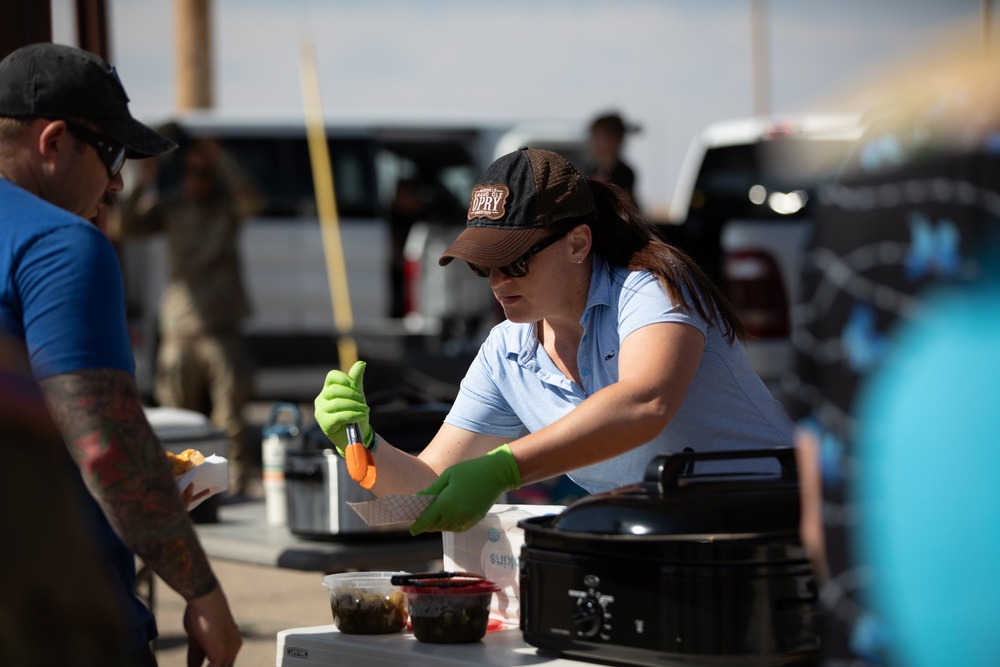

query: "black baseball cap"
xmin=0 ymin=42 xmax=175 ymax=158
xmin=439 ymin=148 xmax=596 ymax=268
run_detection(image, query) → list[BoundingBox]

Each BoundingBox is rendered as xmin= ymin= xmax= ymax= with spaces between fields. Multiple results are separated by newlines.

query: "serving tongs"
xmin=345 ymin=422 xmax=376 ymax=489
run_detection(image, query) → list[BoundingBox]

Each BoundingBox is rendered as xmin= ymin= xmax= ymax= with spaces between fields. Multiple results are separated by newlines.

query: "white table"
xmin=276 ymin=624 xmax=590 ymax=667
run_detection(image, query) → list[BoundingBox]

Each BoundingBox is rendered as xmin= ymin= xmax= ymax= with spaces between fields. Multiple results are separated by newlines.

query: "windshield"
xmin=689 ymin=137 xmax=854 ymax=220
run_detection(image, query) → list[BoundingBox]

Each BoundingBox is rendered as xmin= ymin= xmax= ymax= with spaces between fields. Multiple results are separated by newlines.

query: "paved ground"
xmin=151 ymin=558 xmax=332 ymax=667
xmin=152 ymin=402 xmax=321 ymax=667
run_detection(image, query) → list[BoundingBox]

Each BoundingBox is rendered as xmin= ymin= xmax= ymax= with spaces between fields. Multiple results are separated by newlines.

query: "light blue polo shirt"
xmin=445 ymin=258 xmax=793 ymax=493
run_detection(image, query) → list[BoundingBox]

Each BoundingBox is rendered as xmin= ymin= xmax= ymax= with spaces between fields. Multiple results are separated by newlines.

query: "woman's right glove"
xmin=409 ymin=444 xmax=521 ymax=535
xmin=314 ymin=360 xmax=373 ymax=456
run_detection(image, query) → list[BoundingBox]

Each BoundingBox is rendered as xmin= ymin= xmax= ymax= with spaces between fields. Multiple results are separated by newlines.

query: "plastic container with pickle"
xmin=322 ymin=571 xmax=409 ymax=634
xmin=392 ymin=572 xmax=500 ymax=643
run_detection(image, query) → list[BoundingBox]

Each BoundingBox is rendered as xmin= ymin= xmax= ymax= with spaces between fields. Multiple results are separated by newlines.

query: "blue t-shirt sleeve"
xmin=18 ymin=223 xmax=135 ymax=379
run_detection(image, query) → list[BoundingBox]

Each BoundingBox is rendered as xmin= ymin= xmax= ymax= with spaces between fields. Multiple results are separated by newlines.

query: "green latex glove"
xmin=410 ymin=444 xmax=521 ymax=535
xmin=313 ymin=360 xmax=373 ymax=456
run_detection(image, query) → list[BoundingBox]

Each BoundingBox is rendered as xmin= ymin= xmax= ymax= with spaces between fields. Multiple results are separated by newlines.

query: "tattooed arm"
xmin=39 ymin=367 xmax=215 ymax=598
xmin=39 ymin=367 xmax=242 ymax=663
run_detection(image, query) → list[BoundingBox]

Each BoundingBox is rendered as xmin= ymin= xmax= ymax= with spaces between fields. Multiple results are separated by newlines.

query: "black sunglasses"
xmin=467 ymin=228 xmax=571 ymax=278
xmin=65 ymin=122 xmax=126 ymax=177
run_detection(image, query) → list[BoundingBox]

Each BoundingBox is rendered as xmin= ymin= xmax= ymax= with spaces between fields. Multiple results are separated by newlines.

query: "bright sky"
xmin=51 ymin=0 xmax=984 ymax=213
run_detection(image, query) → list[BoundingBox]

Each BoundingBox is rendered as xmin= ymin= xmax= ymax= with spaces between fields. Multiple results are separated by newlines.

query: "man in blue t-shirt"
xmin=0 ymin=43 xmax=241 ymax=666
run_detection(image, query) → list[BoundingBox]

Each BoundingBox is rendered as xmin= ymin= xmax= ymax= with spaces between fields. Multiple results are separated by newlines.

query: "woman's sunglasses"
xmin=467 ymin=228 xmax=570 ymax=278
xmin=65 ymin=122 xmax=127 ymax=177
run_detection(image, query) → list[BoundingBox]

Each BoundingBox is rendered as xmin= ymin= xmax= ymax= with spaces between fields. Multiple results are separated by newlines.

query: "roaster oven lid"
xmin=551 ymin=448 xmax=800 ymax=537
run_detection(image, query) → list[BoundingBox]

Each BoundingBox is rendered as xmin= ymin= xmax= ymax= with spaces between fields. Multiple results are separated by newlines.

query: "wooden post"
xmin=175 ymin=0 xmax=213 ymax=110
xmin=0 ymin=0 xmax=52 ymax=60
xmin=75 ymin=0 xmax=110 ymax=60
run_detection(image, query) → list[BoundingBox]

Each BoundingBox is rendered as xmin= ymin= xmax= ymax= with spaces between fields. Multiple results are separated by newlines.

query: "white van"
xmin=120 ymin=112 xmax=587 ymax=400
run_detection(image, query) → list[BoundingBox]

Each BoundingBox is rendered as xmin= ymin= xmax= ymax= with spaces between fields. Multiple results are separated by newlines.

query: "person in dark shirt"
xmin=586 ymin=112 xmax=638 ymax=206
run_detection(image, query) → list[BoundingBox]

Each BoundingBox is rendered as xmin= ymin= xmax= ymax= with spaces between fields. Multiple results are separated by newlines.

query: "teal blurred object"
xmin=857 ymin=282 xmax=1000 ymax=667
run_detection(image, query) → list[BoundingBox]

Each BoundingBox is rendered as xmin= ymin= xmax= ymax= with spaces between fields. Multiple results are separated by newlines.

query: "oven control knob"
xmin=572 ymin=596 xmax=603 ymax=638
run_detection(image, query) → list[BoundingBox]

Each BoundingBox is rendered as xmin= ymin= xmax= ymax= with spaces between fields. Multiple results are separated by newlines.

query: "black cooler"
xmin=519 ymin=448 xmax=819 ymax=667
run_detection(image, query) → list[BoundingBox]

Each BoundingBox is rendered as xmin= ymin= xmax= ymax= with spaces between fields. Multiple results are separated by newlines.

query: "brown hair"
xmin=586 ymin=179 xmax=746 ymax=343
xmin=0 ymin=117 xmax=30 ymax=145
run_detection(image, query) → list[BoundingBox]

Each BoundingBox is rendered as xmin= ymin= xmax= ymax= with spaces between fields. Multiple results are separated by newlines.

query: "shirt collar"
xmin=582 ymin=255 xmax=615 ymax=323
xmin=501 ymin=256 xmax=619 ymax=363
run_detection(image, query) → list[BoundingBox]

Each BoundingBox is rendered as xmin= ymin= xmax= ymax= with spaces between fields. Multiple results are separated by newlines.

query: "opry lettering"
xmin=472 ymin=192 xmax=503 ymax=212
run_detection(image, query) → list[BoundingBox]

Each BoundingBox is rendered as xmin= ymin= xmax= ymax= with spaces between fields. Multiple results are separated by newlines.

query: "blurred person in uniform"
xmin=0 ymin=43 xmax=241 ymax=665
xmin=788 ymin=51 xmax=1000 ymax=666
xmin=113 ymin=135 xmax=261 ymax=497
xmin=586 ymin=111 xmax=638 ymax=205
xmin=388 ymin=177 xmax=425 ymax=318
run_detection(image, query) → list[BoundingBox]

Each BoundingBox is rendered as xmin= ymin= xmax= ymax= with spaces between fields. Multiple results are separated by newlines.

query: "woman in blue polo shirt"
xmin=315 ymin=148 xmax=793 ymax=534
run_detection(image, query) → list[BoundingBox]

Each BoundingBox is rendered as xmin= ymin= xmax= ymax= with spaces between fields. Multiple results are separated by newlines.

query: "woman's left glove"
xmin=409 ymin=444 xmax=521 ymax=535
xmin=313 ymin=361 xmax=373 ymax=456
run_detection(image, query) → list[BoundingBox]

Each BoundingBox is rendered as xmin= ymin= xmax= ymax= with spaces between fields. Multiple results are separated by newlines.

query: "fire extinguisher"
xmin=262 ymin=402 xmax=302 ymax=527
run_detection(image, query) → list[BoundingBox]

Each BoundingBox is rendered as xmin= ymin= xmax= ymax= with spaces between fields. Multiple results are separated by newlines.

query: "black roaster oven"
xmin=519 ymin=448 xmax=819 ymax=667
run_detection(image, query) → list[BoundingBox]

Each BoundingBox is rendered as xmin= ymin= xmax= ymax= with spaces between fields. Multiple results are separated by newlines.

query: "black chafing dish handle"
xmin=645 ymin=447 xmax=798 ymax=492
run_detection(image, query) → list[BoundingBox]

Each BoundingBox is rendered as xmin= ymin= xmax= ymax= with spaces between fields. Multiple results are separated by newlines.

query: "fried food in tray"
xmin=164 ymin=448 xmax=228 ymax=510
xmin=165 ymin=448 xmax=207 ymax=477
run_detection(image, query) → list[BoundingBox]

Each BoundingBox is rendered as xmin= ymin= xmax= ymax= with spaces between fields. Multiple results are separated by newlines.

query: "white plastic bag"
xmin=443 ymin=504 xmax=564 ymax=626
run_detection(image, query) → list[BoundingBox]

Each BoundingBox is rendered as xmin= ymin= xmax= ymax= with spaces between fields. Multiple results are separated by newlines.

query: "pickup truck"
xmin=665 ymin=115 xmax=864 ymax=405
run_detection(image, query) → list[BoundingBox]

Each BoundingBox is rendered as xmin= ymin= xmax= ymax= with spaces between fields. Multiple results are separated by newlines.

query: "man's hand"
xmin=410 ymin=444 xmax=521 ymax=535
xmin=183 ymin=585 xmax=242 ymax=667
xmin=181 ymin=482 xmax=211 ymax=511
xmin=314 ymin=361 xmax=372 ymax=456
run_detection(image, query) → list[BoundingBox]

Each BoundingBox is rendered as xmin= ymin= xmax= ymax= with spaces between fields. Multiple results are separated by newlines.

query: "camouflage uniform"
xmin=117 ymin=149 xmax=259 ymax=495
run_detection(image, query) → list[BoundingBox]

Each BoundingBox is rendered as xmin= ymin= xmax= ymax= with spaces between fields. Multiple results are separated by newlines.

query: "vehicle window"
xmin=235 ymin=137 xmax=377 ymax=219
xmin=439 ymin=165 xmax=476 ymax=210
xmin=376 ymin=141 xmax=476 ymax=223
xmin=690 ymin=138 xmax=852 ymax=220
xmin=157 ymin=136 xmax=378 ymax=219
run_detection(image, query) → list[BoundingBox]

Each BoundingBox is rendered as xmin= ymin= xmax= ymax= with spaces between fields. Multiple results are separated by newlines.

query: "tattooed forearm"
xmin=39 ymin=368 xmax=218 ymax=601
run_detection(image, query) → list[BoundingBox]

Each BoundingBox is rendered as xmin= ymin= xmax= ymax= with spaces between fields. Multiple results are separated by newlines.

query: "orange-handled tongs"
xmin=345 ymin=422 xmax=376 ymax=489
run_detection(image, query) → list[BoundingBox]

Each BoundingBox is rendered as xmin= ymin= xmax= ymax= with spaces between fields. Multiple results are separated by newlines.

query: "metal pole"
xmin=175 ymin=0 xmax=213 ymax=110
xmin=751 ymin=0 xmax=771 ymax=117
xmin=298 ymin=38 xmax=358 ymax=370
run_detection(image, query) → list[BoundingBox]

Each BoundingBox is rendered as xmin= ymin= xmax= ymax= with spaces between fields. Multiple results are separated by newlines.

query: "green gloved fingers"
xmin=313 ymin=360 xmax=373 ymax=456
xmin=409 ymin=444 xmax=521 ymax=536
